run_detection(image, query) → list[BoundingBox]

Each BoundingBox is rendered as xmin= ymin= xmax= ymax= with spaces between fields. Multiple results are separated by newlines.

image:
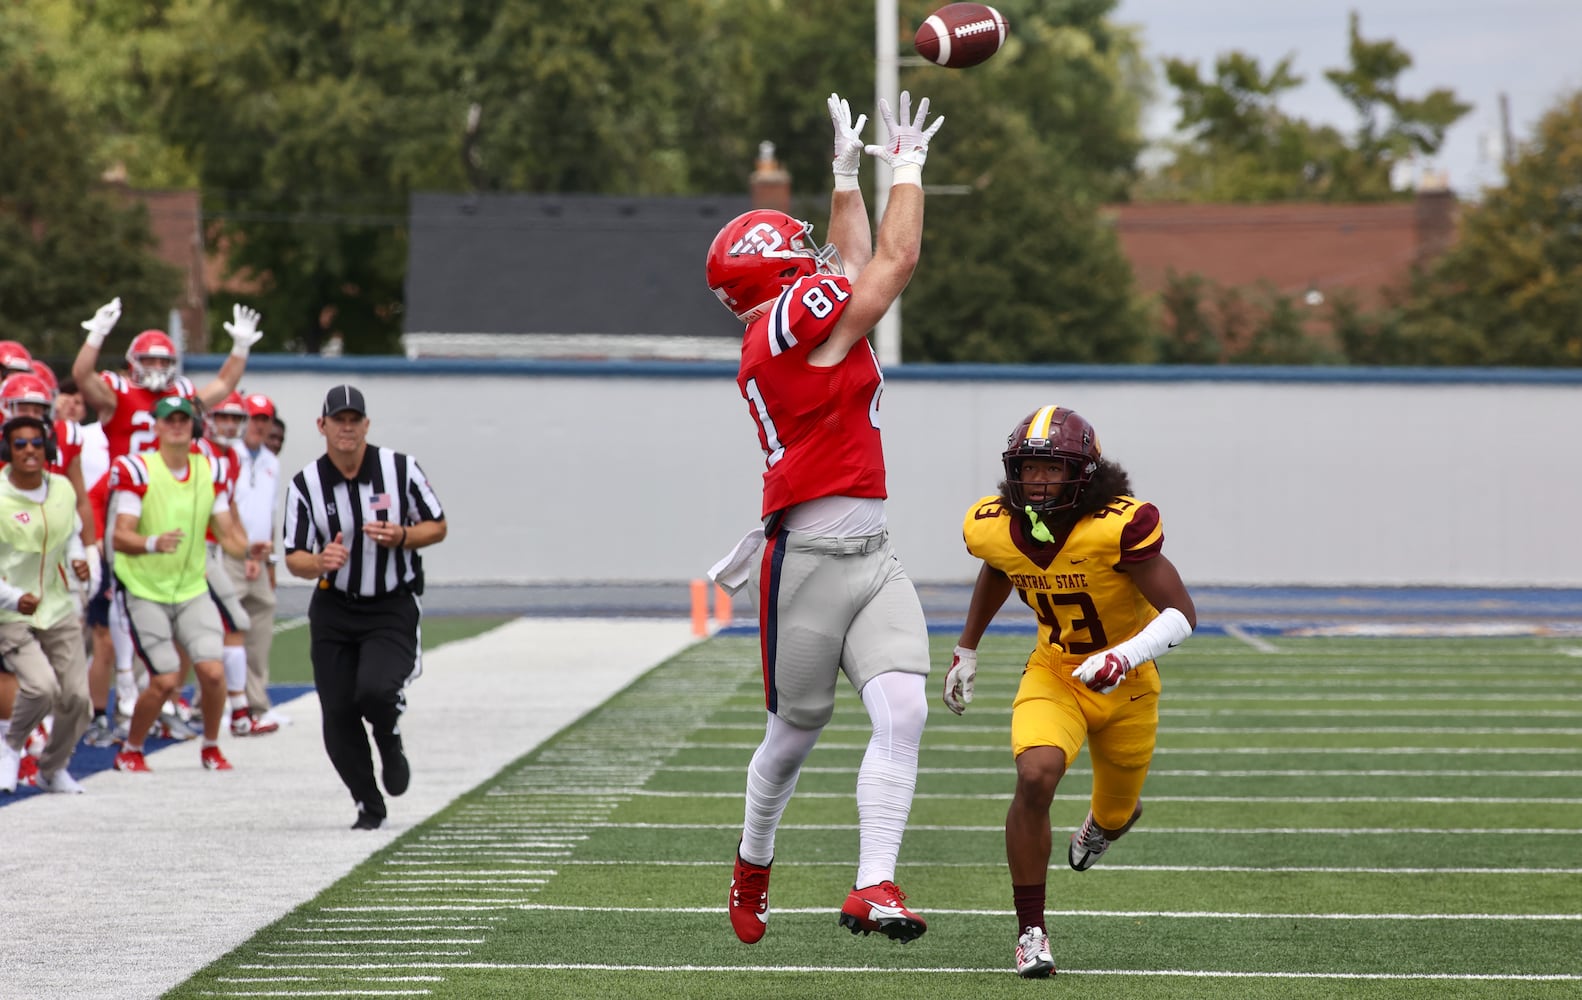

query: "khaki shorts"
xmin=121 ymin=591 xmax=225 ymax=674
xmin=746 ymin=530 xmax=929 ymax=730
xmin=1012 ymin=652 xmax=1162 ymax=831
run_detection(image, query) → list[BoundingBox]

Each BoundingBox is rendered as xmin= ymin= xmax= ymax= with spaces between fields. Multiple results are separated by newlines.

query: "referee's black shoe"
xmin=377 ymin=733 xmax=410 ymax=797
xmin=352 ymin=809 xmax=383 ymax=831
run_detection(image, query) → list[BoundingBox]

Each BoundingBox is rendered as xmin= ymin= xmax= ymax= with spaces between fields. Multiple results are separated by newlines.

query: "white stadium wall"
xmin=209 ymin=358 xmax=1582 ymax=588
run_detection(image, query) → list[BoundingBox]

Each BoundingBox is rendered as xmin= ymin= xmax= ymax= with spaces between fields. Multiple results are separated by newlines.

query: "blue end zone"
xmin=1 ymin=683 xmax=315 ymax=806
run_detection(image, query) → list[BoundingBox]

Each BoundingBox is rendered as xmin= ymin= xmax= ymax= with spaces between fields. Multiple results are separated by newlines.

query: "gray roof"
xmin=404 ymin=192 xmax=749 ymax=340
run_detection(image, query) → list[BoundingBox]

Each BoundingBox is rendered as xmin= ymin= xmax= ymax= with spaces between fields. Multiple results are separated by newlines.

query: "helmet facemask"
xmin=130 ymin=354 xmax=179 ymax=391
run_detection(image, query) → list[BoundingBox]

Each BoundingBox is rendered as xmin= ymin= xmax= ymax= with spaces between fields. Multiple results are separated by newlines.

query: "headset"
xmin=0 ymin=416 xmax=58 ymax=464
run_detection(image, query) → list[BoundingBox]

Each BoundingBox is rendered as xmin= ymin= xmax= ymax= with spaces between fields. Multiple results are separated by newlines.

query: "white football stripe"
xmin=925 ymin=14 xmax=950 ymax=65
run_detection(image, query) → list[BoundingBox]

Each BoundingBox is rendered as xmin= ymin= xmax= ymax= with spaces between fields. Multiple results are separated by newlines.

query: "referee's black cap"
xmin=322 ymin=384 xmax=367 ymax=418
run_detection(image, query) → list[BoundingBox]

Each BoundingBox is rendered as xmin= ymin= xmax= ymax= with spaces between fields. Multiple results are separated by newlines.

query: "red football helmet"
xmin=0 ymin=341 xmax=34 ymax=380
xmin=208 ymin=390 xmax=247 ymax=446
xmin=126 ymin=330 xmax=181 ymax=391
xmin=1002 ymin=405 xmax=1102 ymax=515
xmin=1 ymin=373 xmax=55 ymax=421
xmin=705 ymin=210 xmax=843 ymax=323
xmin=28 ymin=359 xmax=58 ymax=397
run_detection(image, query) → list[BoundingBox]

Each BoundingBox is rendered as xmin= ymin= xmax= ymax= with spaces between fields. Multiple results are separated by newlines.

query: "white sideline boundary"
xmin=0 ymin=617 xmax=696 ymax=1000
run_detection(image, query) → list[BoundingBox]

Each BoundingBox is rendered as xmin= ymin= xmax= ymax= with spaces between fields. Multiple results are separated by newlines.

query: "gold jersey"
xmin=962 ymin=494 xmax=1166 ymax=668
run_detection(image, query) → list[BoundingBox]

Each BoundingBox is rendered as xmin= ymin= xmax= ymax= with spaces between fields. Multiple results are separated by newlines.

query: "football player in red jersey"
xmin=70 ymin=297 xmax=263 ymax=463
xmin=200 ymin=393 xmax=277 ymax=736
xmin=706 ymin=91 xmax=944 ymax=946
xmin=946 ymin=405 xmax=1197 ymax=978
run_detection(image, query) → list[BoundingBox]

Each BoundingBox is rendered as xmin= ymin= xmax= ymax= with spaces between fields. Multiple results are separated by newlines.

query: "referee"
xmin=283 ymin=385 xmax=447 ymax=830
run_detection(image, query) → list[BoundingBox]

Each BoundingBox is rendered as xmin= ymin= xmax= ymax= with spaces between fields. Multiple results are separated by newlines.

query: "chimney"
xmin=750 ymin=141 xmax=791 ymax=212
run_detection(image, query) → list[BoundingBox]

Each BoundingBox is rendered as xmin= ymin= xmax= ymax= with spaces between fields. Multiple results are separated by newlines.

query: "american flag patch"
xmin=369 ymin=493 xmax=392 ymax=512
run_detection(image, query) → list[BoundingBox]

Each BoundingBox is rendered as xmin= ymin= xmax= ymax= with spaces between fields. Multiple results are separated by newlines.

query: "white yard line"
xmin=0 ymin=617 xmax=695 ymax=1000
xmin=227 ymin=961 xmax=1582 ymax=982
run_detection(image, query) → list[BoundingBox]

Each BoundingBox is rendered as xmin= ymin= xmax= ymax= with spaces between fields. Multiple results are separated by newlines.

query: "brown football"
xmin=914 ymin=3 xmax=1009 ymax=69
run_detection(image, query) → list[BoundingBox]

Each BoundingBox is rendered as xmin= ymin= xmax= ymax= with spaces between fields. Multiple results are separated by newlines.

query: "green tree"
xmin=0 ymin=58 xmax=182 ymax=357
xmin=1144 ymin=10 xmax=1469 ymax=203
xmin=1389 ymin=90 xmax=1582 ymax=365
xmin=900 ymin=0 xmax=1154 ymax=362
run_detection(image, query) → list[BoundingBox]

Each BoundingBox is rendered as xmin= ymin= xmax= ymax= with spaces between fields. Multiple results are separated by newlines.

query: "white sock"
xmin=739 ymin=713 xmax=822 ymax=867
xmin=222 ymin=646 xmax=248 ymax=693
xmin=228 ymin=692 xmax=248 ymax=711
xmin=854 ymin=671 xmax=928 ymax=888
xmin=0 ymin=719 xmax=10 ymax=744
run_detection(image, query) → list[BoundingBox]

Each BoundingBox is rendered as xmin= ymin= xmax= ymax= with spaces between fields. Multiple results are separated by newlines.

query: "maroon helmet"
xmin=1002 ymin=405 xmax=1102 ymax=515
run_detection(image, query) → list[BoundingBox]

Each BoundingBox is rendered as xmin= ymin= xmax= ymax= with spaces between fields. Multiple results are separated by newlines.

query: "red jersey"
xmin=50 ymin=418 xmax=83 ymax=478
xmin=736 ymin=273 xmax=886 ymax=517
xmin=97 ymin=371 xmax=199 ymax=461
xmin=194 ymin=438 xmax=240 ymax=543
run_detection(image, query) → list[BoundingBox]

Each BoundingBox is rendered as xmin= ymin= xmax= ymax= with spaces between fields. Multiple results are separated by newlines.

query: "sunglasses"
xmin=9 ymin=437 xmax=47 ymax=450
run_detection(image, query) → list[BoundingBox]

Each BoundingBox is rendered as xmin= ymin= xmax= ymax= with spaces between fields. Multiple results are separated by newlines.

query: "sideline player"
xmin=110 ymin=397 xmax=261 ymax=773
xmin=201 ymin=392 xmax=276 ymax=736
xmin=0 ymin=411 xmax=95 ymax=794
xmin=704 ymin=91 xmax=944 ymax=945
xmin=945 ymin=405 xmax=1197 ymax=977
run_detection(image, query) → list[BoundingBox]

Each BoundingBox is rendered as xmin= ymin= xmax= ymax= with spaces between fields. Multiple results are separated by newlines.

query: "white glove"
xmin=828 ymin=92 xmax=867 ymax=182
xmin=1072 ymin=650 xmax=1132 ymax=695
xmin=863 ymin=91 xmax=944 ymax=174
xmin=942 ymin=645 xmax=977 ymax=715
xmin=81 ymin=297 xmax=122 ymax=348
xmin=225 ymin=304 xmax=264 ymax=356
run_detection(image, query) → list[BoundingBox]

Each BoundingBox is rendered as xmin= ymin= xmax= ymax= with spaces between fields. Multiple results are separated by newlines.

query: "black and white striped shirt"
xmin=283 ymin=446 xmax=444 ymax=597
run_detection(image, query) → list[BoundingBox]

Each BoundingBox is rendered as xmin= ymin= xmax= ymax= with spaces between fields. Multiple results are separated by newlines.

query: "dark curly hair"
xmin=997 ymin=457 xmax=1134 ymax=533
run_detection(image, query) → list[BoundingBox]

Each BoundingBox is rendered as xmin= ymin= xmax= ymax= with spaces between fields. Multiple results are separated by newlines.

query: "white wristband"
xmin=86 ymin=329 xmax=110 ymax=349
xmin=891 ymin=163 xmax=923 ymax=188
xmin=145 ymin=536 xmax=159 ymax=553
xmin=833 ymin=173 xmax=861 ymax=191
xmin=230 ymin=342 xmax=251 ymax=359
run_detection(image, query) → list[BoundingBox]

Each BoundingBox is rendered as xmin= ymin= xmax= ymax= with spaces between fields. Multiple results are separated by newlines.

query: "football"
xmin=914 ymin=3 xmax=1009 ymax=69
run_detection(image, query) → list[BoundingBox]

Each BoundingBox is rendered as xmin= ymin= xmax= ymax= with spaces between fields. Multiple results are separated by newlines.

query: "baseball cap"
xmin=322 ymin=384 xmax=367 ymax=418
xmin=244 ymin=393 xmax=276 ymax=420
xmin=153 ymin=396 xmax=196 ymax=421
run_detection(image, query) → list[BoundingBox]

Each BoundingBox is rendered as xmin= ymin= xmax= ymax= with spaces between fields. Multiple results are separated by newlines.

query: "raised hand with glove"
xmin=863 ymin=90 xmax=945 ymax=186
xmin=81 ymin=297 xmax=123 ymax=348
xmin=828 ymin=92 xmax=867 ymax=190
xmin=224 ymin=304 xmax=264 ymax=357
xmin=942 ymin=645 xmax=978 ymax=715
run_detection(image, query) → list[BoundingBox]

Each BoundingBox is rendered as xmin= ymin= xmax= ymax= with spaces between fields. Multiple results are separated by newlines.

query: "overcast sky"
xmin=1113 ymin=1 xmax=1582 ymax=194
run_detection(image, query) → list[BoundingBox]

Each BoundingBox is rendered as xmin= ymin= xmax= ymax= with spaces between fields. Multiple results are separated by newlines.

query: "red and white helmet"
xmin=28 ymin=359 xmax=58 ymax=397
xmin=126 ymin=329 xmax=181 ymax=391
xmin=208 ymin=390 xmax=247 ymax=446
xmin=0 ymin=341 xmax=34 ymax=381
xmin=1 ymin=373 xmax=55 ymax=421
xmin=705 ymin=210 xmax=843 ymax=323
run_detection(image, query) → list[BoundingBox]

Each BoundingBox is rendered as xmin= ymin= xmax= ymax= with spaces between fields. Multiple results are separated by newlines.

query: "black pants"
xmin=309 ymin=586 xmax=421 ymax=818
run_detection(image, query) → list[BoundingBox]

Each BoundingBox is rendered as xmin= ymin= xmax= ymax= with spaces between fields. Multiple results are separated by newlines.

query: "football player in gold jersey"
xmin=945 ymin=404 xmax=1196 ymax=978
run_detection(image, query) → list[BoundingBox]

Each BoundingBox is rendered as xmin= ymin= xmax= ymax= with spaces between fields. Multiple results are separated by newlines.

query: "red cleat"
xmin=16 ymin=754 xmax=39 ymax=787
xmin=728 ymin=851 xmax=772 ymax=944
xmin=838 ymin=881 xmax=927 ymax=942
xmin=114 ymin=749 xmax=151 ymax=773
xmin=200 ymin=746 xmax=233 ymax=771
xmin=230 ymin=709 xmax=279 ymax=737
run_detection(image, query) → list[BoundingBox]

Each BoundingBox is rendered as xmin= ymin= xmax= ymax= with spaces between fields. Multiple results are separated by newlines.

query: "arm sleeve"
xmin=405 ymin=459 xmax=444 ymax=523
xmin=282 ymin=479 xmax=318 ymax=554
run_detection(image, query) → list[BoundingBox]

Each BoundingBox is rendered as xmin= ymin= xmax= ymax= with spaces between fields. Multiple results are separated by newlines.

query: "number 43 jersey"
xmin=962 ymin=494 xmax=1167 ymax=669
xmin=737 ymin=273 xmax=885 ymax=518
